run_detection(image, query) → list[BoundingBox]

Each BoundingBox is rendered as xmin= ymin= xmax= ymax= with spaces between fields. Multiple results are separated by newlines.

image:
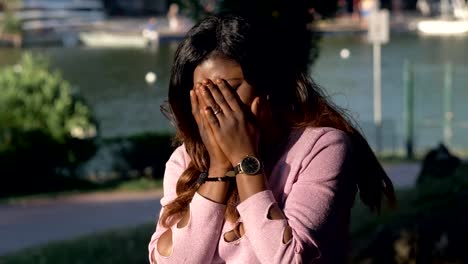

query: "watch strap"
xmin=233 ymin=164 xmax=241 ymax=175
xmin=196 ymin=171 xmax=236 ymax=185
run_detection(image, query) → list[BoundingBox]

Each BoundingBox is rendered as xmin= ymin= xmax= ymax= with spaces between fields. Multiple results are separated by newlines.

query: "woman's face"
xmin=193 ymin=56 xmax=256 ymax=107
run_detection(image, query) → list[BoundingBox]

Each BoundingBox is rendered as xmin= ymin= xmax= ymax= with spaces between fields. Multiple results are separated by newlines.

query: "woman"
xmin=148 ymin=14 xmax=395 ymax=263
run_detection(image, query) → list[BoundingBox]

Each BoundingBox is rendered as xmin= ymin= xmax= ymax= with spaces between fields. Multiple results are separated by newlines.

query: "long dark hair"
xmin=160 ymin=14 xmax=396 ymax=227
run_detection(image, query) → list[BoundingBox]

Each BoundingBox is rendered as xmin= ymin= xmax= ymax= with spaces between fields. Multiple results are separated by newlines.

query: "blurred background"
xmin=0 ymin=0 xmax=467 ymax=263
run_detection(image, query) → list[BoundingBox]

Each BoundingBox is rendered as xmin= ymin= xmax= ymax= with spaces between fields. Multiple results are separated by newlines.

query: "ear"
xmin=251 ymin=96 xmax=261 ymax=119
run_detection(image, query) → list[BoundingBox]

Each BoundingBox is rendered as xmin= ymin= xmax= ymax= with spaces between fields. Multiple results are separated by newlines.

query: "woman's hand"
xmin=197 ymin=79 xmax=261 ymax=166
xmin=191 ymin=83 xmax=232 ymax=174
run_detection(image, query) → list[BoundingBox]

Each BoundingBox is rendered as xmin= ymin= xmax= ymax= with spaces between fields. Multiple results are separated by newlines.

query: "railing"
xmin=403 ymin=60 xmax=468 ymax=158
xmin=358 ymin=61 xmax=468 ymax=158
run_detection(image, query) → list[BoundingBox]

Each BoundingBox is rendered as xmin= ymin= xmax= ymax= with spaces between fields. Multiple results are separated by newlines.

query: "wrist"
xmin=208 ymin=167 xmax=232 ymax=177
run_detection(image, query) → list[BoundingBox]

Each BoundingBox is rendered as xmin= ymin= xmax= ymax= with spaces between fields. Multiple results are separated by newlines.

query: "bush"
xmin=0 ymin=53 xmax=98 ymax=196
xmin=1 ymin=12 xmax=22 ymax=34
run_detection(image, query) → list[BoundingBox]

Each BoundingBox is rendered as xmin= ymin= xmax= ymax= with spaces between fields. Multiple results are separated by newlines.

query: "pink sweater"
xmin=148 ymin=127 xmax=356 ymax=263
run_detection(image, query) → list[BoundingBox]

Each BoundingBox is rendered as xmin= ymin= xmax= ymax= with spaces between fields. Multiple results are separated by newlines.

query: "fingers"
xmin=194 ymin=92 xmax=217 ymax=134
xmin=190 ymin=88 xmax=201 ymax=124
xmin=193 ymin=85 xmax=220 ymax=127
xmin=203 ymin=80 xmax=232 ymax=113
xmin=197 ymin=82 xmax=226 ymax=119
xmin=215 ymin=79 xmax=242 ymax=112
xmin=192 ymin=83 xmax=215 ymax=128
xmin=194 ymin=78 xmax=247 ymax=130
xmin=203 ymin=106 xmax=221 ymax=127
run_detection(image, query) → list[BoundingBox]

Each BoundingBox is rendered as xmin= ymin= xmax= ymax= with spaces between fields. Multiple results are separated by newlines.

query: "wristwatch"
xmin=233 ymin=155 xmax=263 ymax=175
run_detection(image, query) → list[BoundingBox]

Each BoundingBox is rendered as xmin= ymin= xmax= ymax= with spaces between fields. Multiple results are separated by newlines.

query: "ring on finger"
xmin=213 ymin=107 xmax=222 ymax=115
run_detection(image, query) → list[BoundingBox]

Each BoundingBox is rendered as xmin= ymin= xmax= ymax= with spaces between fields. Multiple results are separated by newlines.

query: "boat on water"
xmin=417 ymin=19 xmax=468 ymax=35
xmin=79 ymin=17 xmax=192 ymax=48
xmin=79 ymin=31 xmax=149 ymax=48
xmin=79 ymin=17 xmax=159 ymax=48
xmin=416 ymin=0 xmax=468 ymax=35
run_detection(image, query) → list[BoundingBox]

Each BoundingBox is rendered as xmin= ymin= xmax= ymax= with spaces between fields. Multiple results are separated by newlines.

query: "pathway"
xmin=0 ymin=190 xmax=162 ymax=256
xmin=383 ymin=162 xmax=421 ymax=188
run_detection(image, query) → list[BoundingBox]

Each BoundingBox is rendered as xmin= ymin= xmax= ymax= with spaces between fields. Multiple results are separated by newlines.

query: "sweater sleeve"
xmin=148 ymin=145 xmax=227 ymax=264
xmin=237 ymin=129 xmax=353 ymax=263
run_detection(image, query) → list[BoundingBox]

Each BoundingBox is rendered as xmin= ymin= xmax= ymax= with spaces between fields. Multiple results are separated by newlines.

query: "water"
xmin=312 ymin=33 xmax=468 ymax=154
xmin=0 ymin=43 xmax=179 ymax=137
xmin=1 ymin=33 xmax=467 ymax=154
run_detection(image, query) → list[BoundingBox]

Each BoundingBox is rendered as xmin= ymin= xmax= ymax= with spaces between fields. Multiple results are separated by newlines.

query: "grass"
xmin=112 ymin=177 xmax=163 ymax=192
xmin=0 ymin=223 xmax=155 ymax=264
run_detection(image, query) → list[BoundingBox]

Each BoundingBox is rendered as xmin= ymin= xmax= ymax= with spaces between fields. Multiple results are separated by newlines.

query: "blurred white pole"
xmin=373 ymin=42 xmax=382 ymax=153
xmin=368 ymin=1 xmax=389 ymax=154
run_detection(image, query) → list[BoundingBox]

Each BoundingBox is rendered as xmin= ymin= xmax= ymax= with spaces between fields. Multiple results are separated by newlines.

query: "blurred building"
xmin=11 ymin=0 xmax=169 ymax=16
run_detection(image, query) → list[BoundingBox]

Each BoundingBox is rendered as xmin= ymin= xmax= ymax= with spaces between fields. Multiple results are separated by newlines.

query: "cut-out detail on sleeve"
xmin=282 ymin=225 xmax=293 ymax=244
xmin=223 ymin=222 xmax=245 ymax=243
xmin=157 ymin=228 xmax=173 ymax=257
xmin=267 ymin=203 xmax=285 ymax=220
xmin=267 ymin=203 xmax=292 ymax=244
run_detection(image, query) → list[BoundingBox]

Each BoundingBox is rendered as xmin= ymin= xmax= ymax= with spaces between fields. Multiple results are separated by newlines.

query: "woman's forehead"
xmin=193 ymin=56 xmax=243 ymax=82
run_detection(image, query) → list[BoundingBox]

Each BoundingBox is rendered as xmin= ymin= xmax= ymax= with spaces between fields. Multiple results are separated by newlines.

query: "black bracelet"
xmin=196 ymin=171 xmax=236 ymax=185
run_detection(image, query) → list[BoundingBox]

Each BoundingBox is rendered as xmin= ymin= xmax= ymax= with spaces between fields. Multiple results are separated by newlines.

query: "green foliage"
xmin=1 ymin=12 xmax=22 ymax=34
xmin=0 ymin=223 xmax=154 ymax=264
xmin=0 ymin=53 xmax=97 ymax=144
xmin=0 ymin=53 xmax=98 ymax=196
xmin=113 ymin=178 xmax=163 ymax=192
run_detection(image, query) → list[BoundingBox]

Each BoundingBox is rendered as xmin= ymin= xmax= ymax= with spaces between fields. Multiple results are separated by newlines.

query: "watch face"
xmin=240 ymin=156 xmax=261 ymax=175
